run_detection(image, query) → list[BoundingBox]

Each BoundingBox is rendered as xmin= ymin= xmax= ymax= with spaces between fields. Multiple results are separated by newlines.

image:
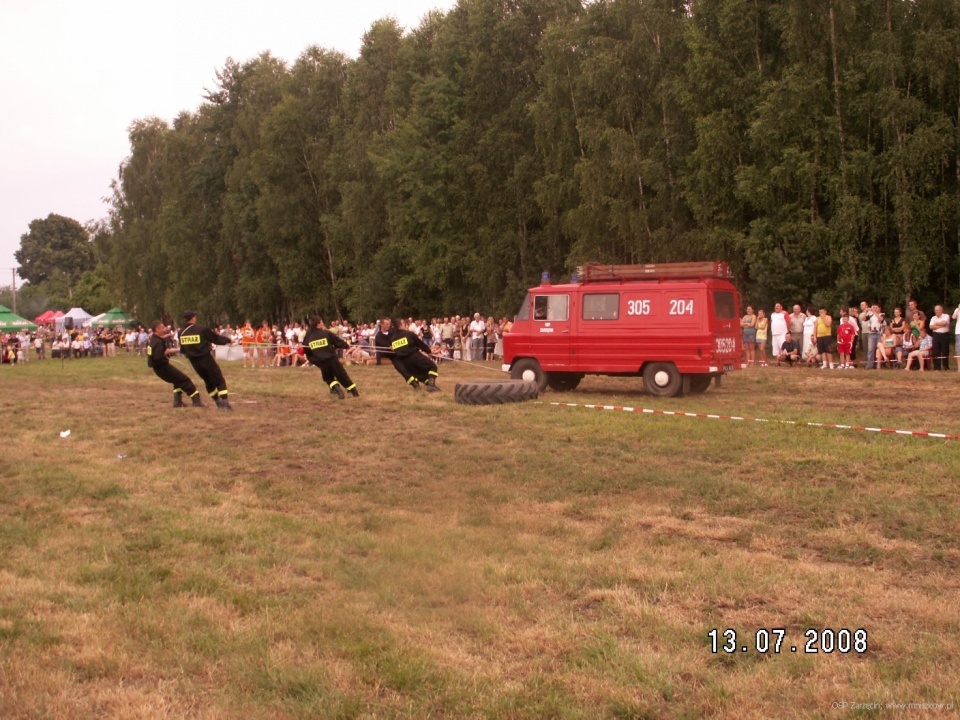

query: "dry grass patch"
xmin=0 ymin=357 xmax=958 ymax=718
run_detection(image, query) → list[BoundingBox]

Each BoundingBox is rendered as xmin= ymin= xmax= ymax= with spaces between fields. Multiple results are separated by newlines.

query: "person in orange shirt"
xmin=271 ymin=339 xmax=291 ymax=367
xmin=240 ymin=320 xmax=256 ymax=368
xmin=255 ymin=321 xmax=272 ymax=368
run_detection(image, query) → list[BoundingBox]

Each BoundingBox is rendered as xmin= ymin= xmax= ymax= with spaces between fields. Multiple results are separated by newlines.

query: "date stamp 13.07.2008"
xmin=708 ymin=628 xmax=868 ymax=655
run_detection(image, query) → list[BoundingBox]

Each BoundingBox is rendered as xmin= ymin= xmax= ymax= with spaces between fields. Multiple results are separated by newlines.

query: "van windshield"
xmin=713 ymin=291 xmax=737 ymax=319
xmin=516 ymin=293 xmax=530 ymax=321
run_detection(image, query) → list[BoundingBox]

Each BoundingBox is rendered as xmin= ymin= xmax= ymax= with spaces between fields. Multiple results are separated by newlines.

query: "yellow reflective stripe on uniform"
xmin=308 ymin=338 xmax=329 ymax=350
xmin=180 ymin=334 xmax=201 ymax=345
xmin=391 ymin=337 xmax=409 ymax=351
xmin=147 ymin=346 xmax=153 ymax=355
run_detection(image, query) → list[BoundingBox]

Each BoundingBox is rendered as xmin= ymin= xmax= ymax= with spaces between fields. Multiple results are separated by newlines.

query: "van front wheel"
xmin=643 ymin=363 xmax=682 ymax=397
xmin=510 ymin=359 xmax=547 ymax=392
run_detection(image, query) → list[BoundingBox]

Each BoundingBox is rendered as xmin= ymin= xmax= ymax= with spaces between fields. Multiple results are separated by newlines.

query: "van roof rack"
xmin=577 ymin=262 xmax=733 ymax=283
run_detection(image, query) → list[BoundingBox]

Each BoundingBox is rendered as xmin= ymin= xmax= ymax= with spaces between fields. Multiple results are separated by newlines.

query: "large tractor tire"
xmin=454 ymin=379 xmax=540 ymax=405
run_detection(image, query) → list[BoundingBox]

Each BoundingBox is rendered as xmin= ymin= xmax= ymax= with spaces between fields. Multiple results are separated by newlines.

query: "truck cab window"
xmin=534 ymin=295 xmax=569 ymax=321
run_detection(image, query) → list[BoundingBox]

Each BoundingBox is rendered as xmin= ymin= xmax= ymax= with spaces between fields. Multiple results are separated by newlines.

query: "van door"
xmin=531 ymin=292 xmax=571 ymax=369
xmin=710 ymin=287 xmax=740 ymax=371
xmin=578 ymin=291 xmax=623 ymax=371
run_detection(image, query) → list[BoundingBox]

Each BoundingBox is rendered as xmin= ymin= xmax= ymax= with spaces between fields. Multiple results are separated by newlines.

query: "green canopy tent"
xmin=0 ymin=305 xmax=38 ymax=331
xmin=89 ymin=307 xmax=136 ymax=329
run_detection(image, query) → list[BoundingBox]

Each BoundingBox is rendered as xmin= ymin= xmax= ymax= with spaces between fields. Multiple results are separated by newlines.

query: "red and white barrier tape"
xmin=548 ymin=402 xmax=960 ymax=441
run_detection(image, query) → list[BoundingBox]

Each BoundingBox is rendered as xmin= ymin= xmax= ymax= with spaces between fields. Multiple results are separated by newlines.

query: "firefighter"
xmin=177 ymin=310 xmax=234 ymax=410
xmin=390 ymin=318 xmax=440 ymax=391
xmin=147 ymin=321 xmax=203 ymax=407
xmin=303 ymin=316 xmax=359 ymax=399
xmin=373 ymin=317 xmax=394 ymax=366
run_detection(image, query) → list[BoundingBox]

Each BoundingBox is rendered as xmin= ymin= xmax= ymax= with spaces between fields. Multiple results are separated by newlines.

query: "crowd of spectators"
xmin=740 ymin=300 xmax=960 ymax=371
xmin=2 ymin=314 xmax=515 ymax=368
xmin=216 ymin=314 xmax=514 ymax=368
xmin=0 ymin=325 xmax=153 ymax=363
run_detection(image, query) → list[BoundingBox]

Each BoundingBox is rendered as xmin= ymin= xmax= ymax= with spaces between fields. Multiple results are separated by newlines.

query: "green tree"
xmin=0 ymin=282 xmax=50 ymax=321
xmin=104 ymin=118 xmax=171 ymax=320
xmin=376 ymin=0 xmax=580 ymax=315
xmin=572 ymin=0 xmax=693 ymax=266
xmin=253 ymin=47 xmax=350 ymax=321
xmin=335 ymin=18 xmax=407 ymax=319
xmin=72 ymin=267 xmax=115 ymax=314
xmin=681 ymin=0 xmax=784 ymax=299
xmin=216 ymin=54 xmax=288 ymax=321
xmin=15 ymin=214 xmax=95 ymax=300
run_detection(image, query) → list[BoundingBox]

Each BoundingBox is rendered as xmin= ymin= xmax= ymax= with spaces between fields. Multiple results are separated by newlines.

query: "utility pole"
xmin=11 ymin=268 xmax=16 ymax=314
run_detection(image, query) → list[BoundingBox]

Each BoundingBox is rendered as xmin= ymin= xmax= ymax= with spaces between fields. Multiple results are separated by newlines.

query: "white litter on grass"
xmin=116 ymin=454 xmax=127 ymax=459
xmin=59 ymin=430 xmax=71 ymax=438
xmin=241 ymin=400 xmax=258 ymax=404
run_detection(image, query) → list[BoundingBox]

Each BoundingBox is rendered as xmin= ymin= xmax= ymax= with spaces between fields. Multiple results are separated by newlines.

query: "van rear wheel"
xmin=546 ymin=373 xmax=583 ymax=392
xmin=643 ymin=363 xmax=682 ymax=397
xmin=687 ymin=375 xmax=713 ymax=394
xmin=510 ymin=359 xmax=547 ymax=392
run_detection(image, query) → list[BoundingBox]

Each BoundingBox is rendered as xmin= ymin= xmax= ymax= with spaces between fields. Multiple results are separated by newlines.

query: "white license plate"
xmin=723 ymin=364 xmax=734 ymax=373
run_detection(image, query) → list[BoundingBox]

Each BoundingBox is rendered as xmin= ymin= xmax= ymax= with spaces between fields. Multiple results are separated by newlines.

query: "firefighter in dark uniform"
xmin=390 ymin=318 xmax=440 ymax=391
xmin=373 ymin=317 xmax=394 ymax=366
xmin=303 ymin=316 xmax=359 ymax=399
xmin=147 ymin=321 xmax=204 ymax=407
xmin=177 ymin=310 xmax=234 ymax=410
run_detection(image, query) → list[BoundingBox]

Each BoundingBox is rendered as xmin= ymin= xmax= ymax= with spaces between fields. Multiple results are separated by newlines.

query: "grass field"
xmin=1 ymin=354 xmax=958 ymax=719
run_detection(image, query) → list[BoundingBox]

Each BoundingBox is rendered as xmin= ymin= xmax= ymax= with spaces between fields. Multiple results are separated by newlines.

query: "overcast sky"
xmin=0 ymin=0 xmax=458 ymax=291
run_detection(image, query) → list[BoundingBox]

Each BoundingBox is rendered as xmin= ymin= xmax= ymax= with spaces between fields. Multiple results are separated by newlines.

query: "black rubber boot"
xmin=191 ymin=394 xmax=204 ymax=407
xmin=425 ymin=377 xmax=440 ymax=392
xmin=218 ymin=395 xmax=233 ymax=411
xmin=333 ymin=384 xmax=345 ymax=400
xmin=410 ymin=380 xmax=420 ymax=390
xmin=173 ymin=392 xmax=184 ymax=407
xmin=350 ymin=388 xmax=360 ymax=397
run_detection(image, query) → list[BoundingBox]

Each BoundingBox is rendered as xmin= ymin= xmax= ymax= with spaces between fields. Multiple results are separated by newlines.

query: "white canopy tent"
xmin=55 ymin=307 xmax=93 ymax=331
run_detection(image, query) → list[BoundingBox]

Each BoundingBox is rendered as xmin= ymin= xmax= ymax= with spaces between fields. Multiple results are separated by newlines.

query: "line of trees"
xmin=95 ymin=0 xmax=959 ymax=324
xmin=8 ymin=214 xmax=112 ymax=319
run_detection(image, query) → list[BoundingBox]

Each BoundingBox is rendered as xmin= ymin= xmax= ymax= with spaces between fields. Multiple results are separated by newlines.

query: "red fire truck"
xmin=502 ymin=262 xmax=742 ymax=397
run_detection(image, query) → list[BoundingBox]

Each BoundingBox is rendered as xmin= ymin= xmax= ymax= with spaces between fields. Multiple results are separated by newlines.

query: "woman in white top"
xmin=802 ymin=306 xmax=817 ymax=358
